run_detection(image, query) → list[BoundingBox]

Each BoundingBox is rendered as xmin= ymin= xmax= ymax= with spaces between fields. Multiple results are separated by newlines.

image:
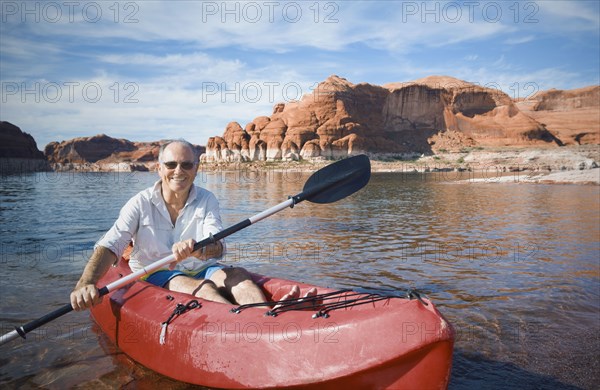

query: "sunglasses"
xmin=161 ymin=161 xmax=196 ymax=170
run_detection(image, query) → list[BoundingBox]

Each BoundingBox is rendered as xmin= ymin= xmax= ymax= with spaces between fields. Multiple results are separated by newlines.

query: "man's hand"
xmin=70 ymin=284 xmax=102 ymax=311
xmin=170 ymin=238 xmax=197 ymax=269
xmin=170 ymin=239 xmax=223 ymax=269
xmin=70 ymin=246 xmax=116 ymax=311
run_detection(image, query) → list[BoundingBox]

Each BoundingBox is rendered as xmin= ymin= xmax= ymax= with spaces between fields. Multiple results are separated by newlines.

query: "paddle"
xmin=0 ymin=154 xmax=371 ymax=346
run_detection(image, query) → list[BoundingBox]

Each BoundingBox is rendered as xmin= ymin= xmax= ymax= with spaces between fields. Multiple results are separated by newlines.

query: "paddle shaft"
xmin=0 ymin=155 xmax=370 ymax=346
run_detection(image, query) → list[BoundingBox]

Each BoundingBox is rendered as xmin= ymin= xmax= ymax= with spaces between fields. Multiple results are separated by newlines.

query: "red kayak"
xmin=90 ymin=259 xmax=454 ymax=389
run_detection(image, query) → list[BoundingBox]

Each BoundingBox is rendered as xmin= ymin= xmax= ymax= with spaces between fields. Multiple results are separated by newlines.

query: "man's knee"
xmin=190 ymin=278 xmax=233 ymax=304
xmin=229 ymin=266 xmax=252 ymax=279
xmin=219 ymin=267 xmax=253 ymax=287
xmin=193 ymin=279 xmax=219 ymax=296
xmin=167 ymin=275 xmax=219 ymax=296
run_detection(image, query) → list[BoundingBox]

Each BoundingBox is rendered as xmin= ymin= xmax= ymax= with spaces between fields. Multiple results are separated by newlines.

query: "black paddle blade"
xmin=299 ymin=154 xmax=371 ymax=204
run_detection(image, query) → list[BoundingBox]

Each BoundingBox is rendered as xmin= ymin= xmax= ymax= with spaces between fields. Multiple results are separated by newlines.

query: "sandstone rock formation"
xmin=515 ymin=86 xmax=600 ymax=145
xmin=204 ymin=75 xmax=562 ymax=162
xmin=0 ymin=121 xmax=49 ymax=173
xmin=45 ymin=134 xmax=138 ymax=164
xmin=45 ymin=134 xmax=204 ymax=171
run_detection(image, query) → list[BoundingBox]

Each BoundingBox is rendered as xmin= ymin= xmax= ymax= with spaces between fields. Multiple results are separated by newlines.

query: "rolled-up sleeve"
xmin=95 ymin=195 xmax=140 ymax=259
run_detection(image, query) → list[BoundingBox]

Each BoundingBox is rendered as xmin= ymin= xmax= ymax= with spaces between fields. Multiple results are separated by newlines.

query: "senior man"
xmin=71 ymin=139 xmax=314 ymax=310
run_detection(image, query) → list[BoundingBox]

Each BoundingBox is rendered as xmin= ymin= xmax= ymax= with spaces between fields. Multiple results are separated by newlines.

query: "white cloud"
xmin=504 ymin=35 xmax=536 ymax=45
xmin=538 ymin=0 xmax=600 ymax=29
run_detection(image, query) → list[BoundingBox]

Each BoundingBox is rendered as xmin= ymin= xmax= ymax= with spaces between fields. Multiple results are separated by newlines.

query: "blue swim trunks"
xmin=144 ymin=264 xmax=228 ymax=288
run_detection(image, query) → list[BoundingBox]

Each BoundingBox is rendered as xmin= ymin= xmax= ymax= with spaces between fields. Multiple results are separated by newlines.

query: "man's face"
xmin=158 ymin=143 xmax=197 ymax=194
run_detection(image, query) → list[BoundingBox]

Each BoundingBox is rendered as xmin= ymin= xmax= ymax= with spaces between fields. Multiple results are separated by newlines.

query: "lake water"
xmin=1 ymin=168 xmax=598 ymax=389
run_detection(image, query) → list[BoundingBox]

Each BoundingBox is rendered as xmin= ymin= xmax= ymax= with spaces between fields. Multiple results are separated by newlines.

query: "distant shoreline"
xmin=3 ymin=145 xmax=598 ymax=185
xmin=198 ymin=145 xmax=600 ymax=185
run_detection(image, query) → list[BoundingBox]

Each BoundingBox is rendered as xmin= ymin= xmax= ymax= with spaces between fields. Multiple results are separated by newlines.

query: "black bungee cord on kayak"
xmin=160 ymin=299 xmax=201 ymax=345
xmin=310 ymin=293 xmax=392 ymax=319
xmin=230 ymin=288 xmax=428 ymax=318
xmin=229 ymin=289 xmax=350 ymax=315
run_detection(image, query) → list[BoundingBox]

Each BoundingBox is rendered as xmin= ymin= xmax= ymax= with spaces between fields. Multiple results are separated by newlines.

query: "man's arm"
xmin=70 ymin=246 xmax=117 ymax=311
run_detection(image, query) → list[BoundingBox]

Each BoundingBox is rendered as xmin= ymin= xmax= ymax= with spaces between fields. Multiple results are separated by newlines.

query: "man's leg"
xmin=166 ymin=275 xmax=232 ymax=304
xmin=209 ymin=267 xmax=318 ymax=306
xmin=208 ymin=267 xmax=267 ymax=305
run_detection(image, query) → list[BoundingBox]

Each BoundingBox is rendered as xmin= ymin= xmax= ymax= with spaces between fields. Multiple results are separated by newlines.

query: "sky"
xmin=1 ymin=0 xmax=599 ymax=149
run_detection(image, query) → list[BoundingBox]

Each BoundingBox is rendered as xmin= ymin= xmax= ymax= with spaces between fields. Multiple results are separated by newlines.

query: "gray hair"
xmin=158 ymin=139 xmax=200 ymax=164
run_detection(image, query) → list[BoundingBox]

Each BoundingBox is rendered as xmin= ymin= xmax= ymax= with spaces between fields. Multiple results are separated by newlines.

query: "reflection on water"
xmin=1 ymin=171 xmax=598 ymax=389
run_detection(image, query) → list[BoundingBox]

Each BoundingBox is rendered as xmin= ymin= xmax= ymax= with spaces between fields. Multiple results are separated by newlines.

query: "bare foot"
xmin=279 ymin=285 xmax=300 ymax=301
xmin=301 ymin=287 xmax=318 ymax=303
xmin=273 ymin=286 xmax=318 ymax=310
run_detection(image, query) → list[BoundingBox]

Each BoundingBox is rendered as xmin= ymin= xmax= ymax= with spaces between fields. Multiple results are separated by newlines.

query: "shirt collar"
xmin=151 ymin=180 xmax=198 ymax=208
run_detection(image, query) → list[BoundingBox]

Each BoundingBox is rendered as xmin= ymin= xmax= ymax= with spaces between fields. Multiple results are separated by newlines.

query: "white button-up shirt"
xmin=96 ymin=181 xmax=224 ymax=273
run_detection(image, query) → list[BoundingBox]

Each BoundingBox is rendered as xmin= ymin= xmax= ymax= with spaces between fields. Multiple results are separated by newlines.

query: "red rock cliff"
xmin=0 ymin=121 xmax=49 ymax=173
xmin=45 ymin=134 xmax=205 ymax=171
xmin=204 ymin=75 xmax=562 ymax=161
xmin=515 ymin=85 xmax=600 ymax=145
xmin=1 ymin=121 xmax=46 ymax=159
